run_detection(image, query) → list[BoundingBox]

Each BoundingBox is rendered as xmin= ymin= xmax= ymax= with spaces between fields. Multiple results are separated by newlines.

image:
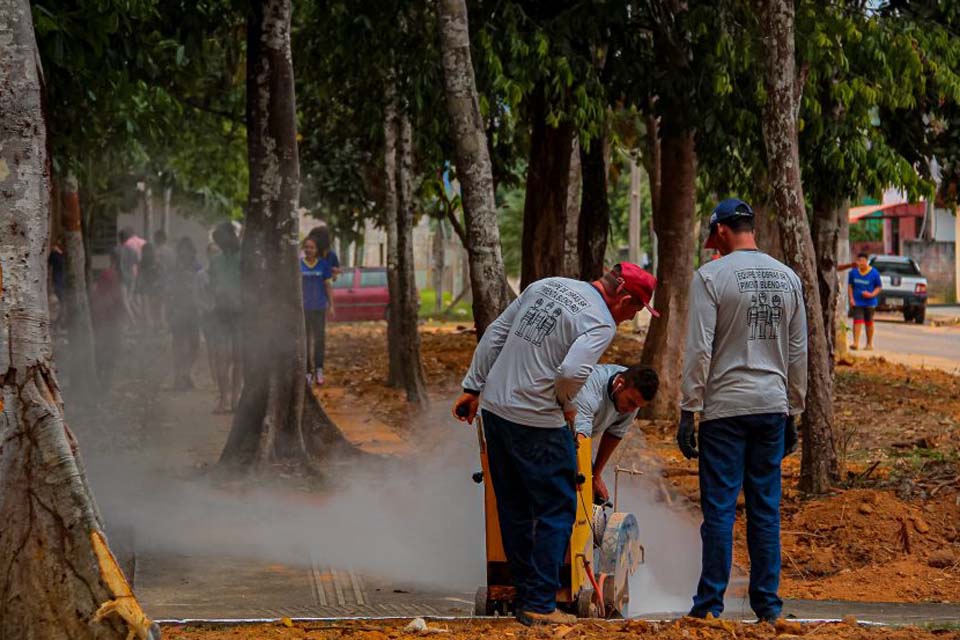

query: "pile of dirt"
xmin=780 ymin=489 xmax=960 ymax=601
xmin=160 ymin=617 xmax=960 ymax=640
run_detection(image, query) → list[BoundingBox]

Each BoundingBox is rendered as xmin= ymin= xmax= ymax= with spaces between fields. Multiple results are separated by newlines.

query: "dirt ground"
xmin=317 ymin=323 xmax=960 ymax=604
xmin=160 ymin=617 xmax=960 ymax=640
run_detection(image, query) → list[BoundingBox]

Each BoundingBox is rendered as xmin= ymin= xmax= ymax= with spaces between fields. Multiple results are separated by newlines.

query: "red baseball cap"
xmin=617 ymin=263 xmax=659 ymax=318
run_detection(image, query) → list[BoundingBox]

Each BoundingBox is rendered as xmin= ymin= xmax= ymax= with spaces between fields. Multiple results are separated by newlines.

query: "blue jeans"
xmin=482 ymin=410 xmax=577 ymax=614
xmin=691 ymin=413 xmax=785 ymax=619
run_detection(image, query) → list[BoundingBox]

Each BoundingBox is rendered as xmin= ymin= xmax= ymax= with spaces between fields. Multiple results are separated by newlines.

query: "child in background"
xmin=301 ymin=236 xmax=334 ymax=385
xmin=167 ymin=237 xmax=202 ymax=390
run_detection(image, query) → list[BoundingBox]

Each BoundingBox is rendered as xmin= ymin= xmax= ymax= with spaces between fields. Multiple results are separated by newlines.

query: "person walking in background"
xmin=208 ymin=222 xmax=243 ymax=414
xmin=301 ymin=236 xmax=335 ymax=386
xmin=137 ymin=241 xmax=162 ymax=332
xmin=848 ymin=252 xmax=882 ymax=351
xmin=678 ymin=198 xmax=807 ymax=624
xmin=198 ymin=241 xmax=222 ymax=390
xmin=92 ymin=249 xmax=126 ymax=388
xmin=307 ymin=224 xmax=341 ymax=280
xmin=118 ymin=227 xmax=144 ymax=327
xmin=153 ymin=229 xmax=177 ymax=328
xmin=167 ymin=237 xmax=202 ymax=390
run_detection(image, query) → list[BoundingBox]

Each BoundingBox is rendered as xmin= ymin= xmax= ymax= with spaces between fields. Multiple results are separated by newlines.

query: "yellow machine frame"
xmin=477 ymin=419 xmax=595 ymax=609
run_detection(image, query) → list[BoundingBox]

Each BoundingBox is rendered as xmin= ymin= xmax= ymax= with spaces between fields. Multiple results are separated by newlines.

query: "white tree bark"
xmin=0 ymin=2 xmax=154 ymax=637
xmin=437 ymin=0 xmax=509 ymax=336
xmin=564 ymin=137 xmax=581 ymax=277
xmin=757 ymin=0 xmax=837 ymax=493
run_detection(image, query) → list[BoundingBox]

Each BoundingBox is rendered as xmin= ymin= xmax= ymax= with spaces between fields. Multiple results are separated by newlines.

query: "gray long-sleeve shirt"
xmin=681 ymin=250 xmax=808 ymax=421
xmin=462 ymin=277 xmax=616 ymax=429
xmin=573 ymin=364 xmax=636 ymax=439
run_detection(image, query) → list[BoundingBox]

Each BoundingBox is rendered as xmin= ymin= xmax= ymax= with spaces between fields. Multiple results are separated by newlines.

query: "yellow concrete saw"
xmin=470 ymin=416 xmax=644 ymax=618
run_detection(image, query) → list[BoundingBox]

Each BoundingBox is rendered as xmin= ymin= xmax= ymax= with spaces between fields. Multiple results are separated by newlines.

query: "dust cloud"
xmin=82 ymin=403 xmax=487 ymax=591
xmin=608 ymin=472 xmax=702 ymax=616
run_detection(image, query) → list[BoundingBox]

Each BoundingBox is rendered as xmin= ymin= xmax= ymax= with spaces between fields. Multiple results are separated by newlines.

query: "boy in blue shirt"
xmin=301 ymin=236 xmax=335 ymax=385
xmin=848 ymin=252 xmax=882 ymax=351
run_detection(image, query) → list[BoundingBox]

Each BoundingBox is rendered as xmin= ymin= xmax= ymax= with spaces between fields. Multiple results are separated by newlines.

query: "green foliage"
xmin=34 ymin=0 xmax=248 ymax=221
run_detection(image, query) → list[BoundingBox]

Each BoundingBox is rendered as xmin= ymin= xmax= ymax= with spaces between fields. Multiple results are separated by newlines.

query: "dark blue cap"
xmin=705 ymin=198 xmax=754 ymax=249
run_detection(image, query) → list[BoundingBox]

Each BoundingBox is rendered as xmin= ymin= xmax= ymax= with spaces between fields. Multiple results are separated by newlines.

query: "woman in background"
xmin=301 ymin=236 xmax=334 ymax=385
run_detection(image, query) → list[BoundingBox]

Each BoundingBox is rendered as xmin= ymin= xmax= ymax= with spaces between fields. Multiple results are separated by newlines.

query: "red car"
xmin=331 ymin=267 xmax=391 ymax=322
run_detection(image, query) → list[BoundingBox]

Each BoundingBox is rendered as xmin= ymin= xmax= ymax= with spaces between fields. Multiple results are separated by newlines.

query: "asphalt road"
xmin=855 ymin=312 xmax=960 ymax=372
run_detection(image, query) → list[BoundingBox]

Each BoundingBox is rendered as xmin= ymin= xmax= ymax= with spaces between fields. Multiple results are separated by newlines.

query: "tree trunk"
xmin=642 ymin=113 xmax=661 ymax=275
xmin=61 ymin=172 xmax=98 ymax=393
xmin=753 ymin=199 xmax=785 ymax=262
xmin=0 ymin=3 xmax=154 ymax=636
xmin=437 ymin=0 xmax=509 ymax=336
xmin=384 ymin=83 xmax=404 ymax=388
xmin=812 ymin=196 xmax=843 ymax=371
xmin=578 ymin=132 xmax=610 ymax=281
xmin=639 ymin=131 xmax=697 ymax=420
xmin=140 ymin=183 xmax=153 ymax=240
xmin=520 ymin=85 xmax=574 ymax=289
xmin=393 ymin=113 xmax=429 ymax=404
xmin=757 ymin=0 xmax=837 ymax=494
xmin=835 ymin=210 xmax=852 ymax=364
xmin=433 ymin=220 xmax=445 ymax=313
xmin=161 ymin=185 xmax=172 ymax=236
xmin=564 ymin=137 xmax=581 ymax=277
xmin=219 ymin=0 xmax=309 ymax=471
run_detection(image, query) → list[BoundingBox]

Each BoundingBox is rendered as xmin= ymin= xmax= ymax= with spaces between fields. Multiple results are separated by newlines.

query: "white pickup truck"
xmin=869 ymin=255 xmax=928 ymax=324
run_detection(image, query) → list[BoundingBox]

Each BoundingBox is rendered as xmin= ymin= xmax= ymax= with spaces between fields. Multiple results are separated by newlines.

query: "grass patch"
xmin=418 ymin=288 xmax=473 ymax=320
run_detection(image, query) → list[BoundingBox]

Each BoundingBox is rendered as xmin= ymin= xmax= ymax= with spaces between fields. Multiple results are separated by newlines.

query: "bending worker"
xmin=678 ymin=198 xmax=807 ymax=623
xmin=573 ymin=364 xmax=660 ymax=504
xmin=453 ymin=264 xmax=658 ymax=626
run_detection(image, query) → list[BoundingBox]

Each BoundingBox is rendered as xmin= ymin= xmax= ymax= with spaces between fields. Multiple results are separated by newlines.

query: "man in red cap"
xmin=453 ymin=263 xmax=657 ymax=625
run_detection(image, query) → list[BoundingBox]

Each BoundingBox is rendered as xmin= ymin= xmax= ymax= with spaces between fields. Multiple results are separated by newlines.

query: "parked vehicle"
xmin=869 ymin=255 xmax=928 ymax=324
xmin=330 ymin=267 xmax=391 ymax=322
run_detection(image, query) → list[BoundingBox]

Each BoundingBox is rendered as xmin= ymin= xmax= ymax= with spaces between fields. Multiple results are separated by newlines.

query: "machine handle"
xmin=456 ymin=404 xmax=470 ymax=419
xmin=472 ymin=471 xmax=484 ymax=484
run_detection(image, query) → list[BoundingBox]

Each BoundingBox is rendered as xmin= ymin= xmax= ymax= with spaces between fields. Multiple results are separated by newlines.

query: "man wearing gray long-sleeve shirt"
xmin=678 ymin=198 xmax=807 ymax=624
xmin=453 ymin=264 xmax=658 ymax=626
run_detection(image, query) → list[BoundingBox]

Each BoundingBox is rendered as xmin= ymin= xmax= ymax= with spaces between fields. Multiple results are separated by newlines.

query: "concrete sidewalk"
xmin=139 ymin=553 xmax=960 ymax=626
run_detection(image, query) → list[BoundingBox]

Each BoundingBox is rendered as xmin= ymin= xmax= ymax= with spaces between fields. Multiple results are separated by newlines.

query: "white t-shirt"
xmin=573 ymin=364 xmax=636 ymax=439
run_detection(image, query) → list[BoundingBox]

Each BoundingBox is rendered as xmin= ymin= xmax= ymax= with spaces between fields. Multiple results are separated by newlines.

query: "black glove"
xmin=784 ymin=415 xmax=798 ymax=456
xmin=677 ymin=410 xmax=698 ymax=459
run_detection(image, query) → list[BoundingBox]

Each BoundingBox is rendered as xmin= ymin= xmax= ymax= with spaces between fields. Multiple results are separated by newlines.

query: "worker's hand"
xmin=676 ymin=410 xmax=698 ymax=459
xmin=593 ymin=474 xmax=610 ymax=504
xmin=784 ymin=415 xmax=799 ymax=456
xmin=327 ymin=305 xmax=335 ymax=319
xmin=453 ymin=393 xmax=480 ymax=424
xmin=563 ymin=408 xmax=577 ymax=430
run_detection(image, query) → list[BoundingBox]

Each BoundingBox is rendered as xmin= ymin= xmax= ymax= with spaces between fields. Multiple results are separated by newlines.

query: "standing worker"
xmin=573 ymin=364 xmax=659 ymax=504
xmin=452 ymin=264 xmax=658 ymax=626
xmin=848 ymin=252 xmax=882 ymax=351
xmin=678 ymin=198 xmax=807 ymax=623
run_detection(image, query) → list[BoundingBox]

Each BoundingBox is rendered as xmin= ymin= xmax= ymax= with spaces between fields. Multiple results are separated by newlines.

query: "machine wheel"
xmin=474 ymin=586 xmax=494 ymax=616
xmin=914 ymin=308 xmax=925 ymax=324
xmin=575 ymin=587 xmax=596 ymax=618
xmin=597 ymin=512 xmax=642 ymax=618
